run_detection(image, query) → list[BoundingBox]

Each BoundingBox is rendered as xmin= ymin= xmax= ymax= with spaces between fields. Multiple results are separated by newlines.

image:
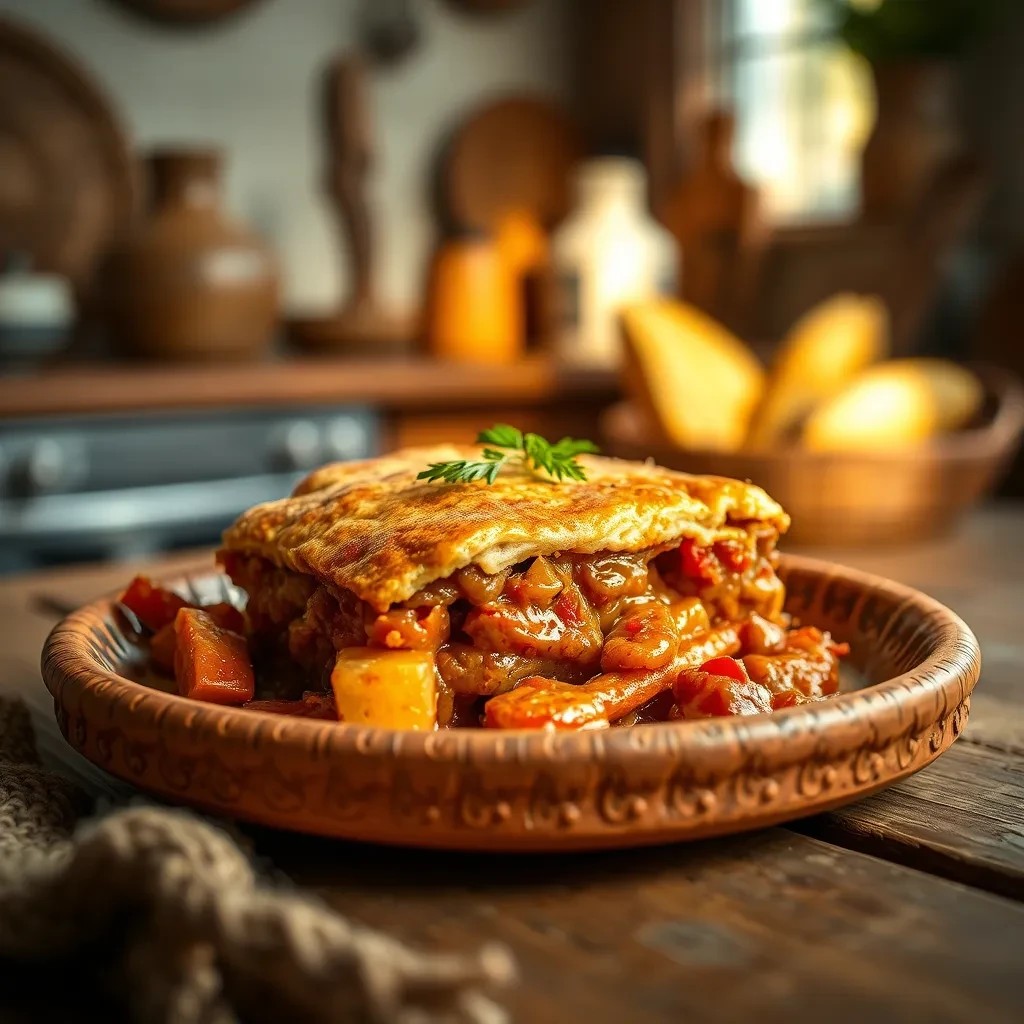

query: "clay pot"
xmin=105 ymin=148 xmax=278 ymax=360
xmin=861 ymin=60 xmax=963 ymax=223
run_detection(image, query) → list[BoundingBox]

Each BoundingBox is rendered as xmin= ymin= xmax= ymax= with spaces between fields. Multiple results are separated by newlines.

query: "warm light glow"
xmin=727 ymin=0 xmax=874 ymax=222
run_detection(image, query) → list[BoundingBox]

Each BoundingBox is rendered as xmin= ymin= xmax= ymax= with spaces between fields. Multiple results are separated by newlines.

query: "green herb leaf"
xmin=418 ymin=425 xmax=600 ymax=485
xmin=416 ymin=459 xmax=504 ymax=485
xmin=550 ymin=436 xmax=600 ymax=458
xmin=478 ymin=424 xmax=524 ymax=449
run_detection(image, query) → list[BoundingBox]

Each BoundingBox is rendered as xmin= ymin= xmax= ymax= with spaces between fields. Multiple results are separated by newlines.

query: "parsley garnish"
xmin=417 ymin=424 xmax=599 ymax=485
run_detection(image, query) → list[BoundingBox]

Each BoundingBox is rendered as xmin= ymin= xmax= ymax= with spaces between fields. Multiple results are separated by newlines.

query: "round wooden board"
xmin=42 ymin=555 xmax=980 ymax=851
xmin=0 ymin=16 xmax=137 ymax=290
xmin=442 ymin=95 xmax=582 ymax=231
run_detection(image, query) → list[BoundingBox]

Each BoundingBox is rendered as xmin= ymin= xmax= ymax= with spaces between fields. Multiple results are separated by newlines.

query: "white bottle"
xmin=551 ymin=157 xmax=678 ymax=369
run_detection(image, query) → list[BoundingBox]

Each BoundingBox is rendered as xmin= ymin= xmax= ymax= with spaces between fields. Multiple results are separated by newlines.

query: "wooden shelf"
xmin=0 ymin=356 xmax=618 ymax=419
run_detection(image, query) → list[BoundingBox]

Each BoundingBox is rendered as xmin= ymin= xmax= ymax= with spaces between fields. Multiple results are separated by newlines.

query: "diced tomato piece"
xmin=679 ymin=538 xmax=721 ymax=586
xmin=699 ymin=656 xmax=749 ymax=683
xmin=174 ymin=607 xmax=254 ymax=705
xmin=713 ymin=540 xmax=751 ymax=574
xmin=203 ymin=601 xmax=246 ymax=634
xmin=149 ymin=623 xmax=178 ymax=674
xmin=119 ymin=575 xmax=187 ymax=631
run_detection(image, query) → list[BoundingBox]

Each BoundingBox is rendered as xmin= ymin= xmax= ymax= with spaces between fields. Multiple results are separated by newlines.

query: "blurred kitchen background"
xmin=2 ymin=0 xmax=1024 ymax=572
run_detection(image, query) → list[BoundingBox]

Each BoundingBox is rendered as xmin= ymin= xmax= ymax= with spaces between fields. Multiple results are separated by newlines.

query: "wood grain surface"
xmin=799 ymin=741 xmax=1024 ymax=900
xmin=255 ymin=827 xmax=1024 ymax=1024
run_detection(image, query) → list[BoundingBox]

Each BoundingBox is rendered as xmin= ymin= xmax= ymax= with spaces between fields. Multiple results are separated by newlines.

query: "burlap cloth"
xmin=0 ymin=698 xmax=514 ymax=1023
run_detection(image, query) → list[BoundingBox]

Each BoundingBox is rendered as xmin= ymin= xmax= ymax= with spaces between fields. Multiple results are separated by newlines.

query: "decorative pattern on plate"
xmin=41 ymin=555 xmax=981 ymax=851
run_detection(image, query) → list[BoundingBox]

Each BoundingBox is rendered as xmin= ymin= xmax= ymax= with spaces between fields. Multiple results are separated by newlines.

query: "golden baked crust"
xmin=220 ymin=445 xmax=789 ymax=611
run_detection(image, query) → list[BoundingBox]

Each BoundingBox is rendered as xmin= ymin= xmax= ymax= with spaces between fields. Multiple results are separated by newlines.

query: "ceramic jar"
xmin=551 ymin=157 xmax=677 ymax=369
xmin=105 ymin=148 xmax=278 ymax=360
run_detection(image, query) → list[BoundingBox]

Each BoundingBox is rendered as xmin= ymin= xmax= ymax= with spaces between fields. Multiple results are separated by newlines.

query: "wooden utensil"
xmin=289 ymin=53 xmax=408 ymax=354
xmin=442 ymin=95 xmax=583 ymax=232
xmin=658 ymin=109 xmax=764 ymax=332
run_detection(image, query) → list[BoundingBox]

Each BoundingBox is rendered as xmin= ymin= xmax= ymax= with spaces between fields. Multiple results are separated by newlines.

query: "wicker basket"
xmin=602 ymin=366 xmax=1024 ymax=546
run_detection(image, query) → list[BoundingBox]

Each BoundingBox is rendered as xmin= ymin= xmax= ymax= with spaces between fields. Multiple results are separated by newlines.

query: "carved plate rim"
xmin=40 ymin=554 xmax=981 ymax=849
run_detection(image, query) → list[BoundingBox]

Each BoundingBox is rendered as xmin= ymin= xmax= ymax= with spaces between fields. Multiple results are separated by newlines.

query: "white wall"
xmin=5 ymin=0 xmax=571 ymax=314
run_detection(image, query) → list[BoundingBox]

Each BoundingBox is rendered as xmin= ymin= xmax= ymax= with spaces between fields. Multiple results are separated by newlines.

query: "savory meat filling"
xmin=220 ymin=530 xmax=798 ymax=729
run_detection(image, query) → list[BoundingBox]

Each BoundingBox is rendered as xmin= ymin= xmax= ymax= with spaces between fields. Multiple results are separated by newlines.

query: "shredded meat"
xmin=463 ymin=578 xmax=603 ymax=663
xmin=436 ymin=645 xmax=592 ymax=697
xmin=657 ymin=537 xmax=784 ymax=622
xmin=673 ymin=672 xmax=774 ymax=719
xmin=221 ymin=528 xmax=845 ymax=729
xmin=742 ymin=626 xmax=847 ymax=700
xmin=601 ymin=601 xmax=678 ymax=671
xmin=483 ymin=625 xmax=741 ymax=729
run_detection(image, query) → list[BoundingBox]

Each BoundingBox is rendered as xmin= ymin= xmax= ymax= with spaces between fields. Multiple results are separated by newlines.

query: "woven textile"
xmin=0 ymin=698 xmax=513 ymax=1023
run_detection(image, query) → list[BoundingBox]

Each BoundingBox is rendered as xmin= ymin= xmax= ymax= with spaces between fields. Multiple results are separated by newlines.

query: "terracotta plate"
xmin=41 ymin=556 xmax=980 ymax=851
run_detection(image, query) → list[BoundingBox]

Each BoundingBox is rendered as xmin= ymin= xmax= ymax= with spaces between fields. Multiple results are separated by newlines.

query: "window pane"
xmin=723 ymin=0 xmax=873 ymax=223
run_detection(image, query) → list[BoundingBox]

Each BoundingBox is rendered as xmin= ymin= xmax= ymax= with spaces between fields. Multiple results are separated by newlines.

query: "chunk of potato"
xmin=803 ymin=358 xmax=983 ymax=451
xmin=746 ymin=293 xmax=888 ymax=448
xmin=620 ymin=298 xmax=765 ymax=451
xmin=330 ymin=647 xmax=437 ymax=730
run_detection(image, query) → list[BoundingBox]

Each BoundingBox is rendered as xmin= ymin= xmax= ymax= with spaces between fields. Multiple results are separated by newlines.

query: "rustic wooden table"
xmin=1 ymin=507 xmax=1023 ymax=1023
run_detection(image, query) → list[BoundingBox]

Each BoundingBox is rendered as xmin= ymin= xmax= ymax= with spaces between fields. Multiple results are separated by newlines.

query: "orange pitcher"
xmin=424 ymin=228 xmax=523 ymax=364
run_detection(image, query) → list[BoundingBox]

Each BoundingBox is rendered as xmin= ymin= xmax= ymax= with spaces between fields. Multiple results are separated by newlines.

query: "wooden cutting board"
xmin=0 ymin=16 xmax=137 ymax=294
xmin=442 ymin=95 xmax=583 ymax=231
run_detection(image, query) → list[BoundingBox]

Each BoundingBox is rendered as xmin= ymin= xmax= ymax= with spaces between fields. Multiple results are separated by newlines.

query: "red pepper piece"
xmin=713 ymin=540 xmax=751 ymax=574
xmin=118 ymin=575 xmax=187 ymax=632
xmin=679 ymin=538 xmax=721 ymax=586
xmin=699 ymin=656 xmax=749 ymax=683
